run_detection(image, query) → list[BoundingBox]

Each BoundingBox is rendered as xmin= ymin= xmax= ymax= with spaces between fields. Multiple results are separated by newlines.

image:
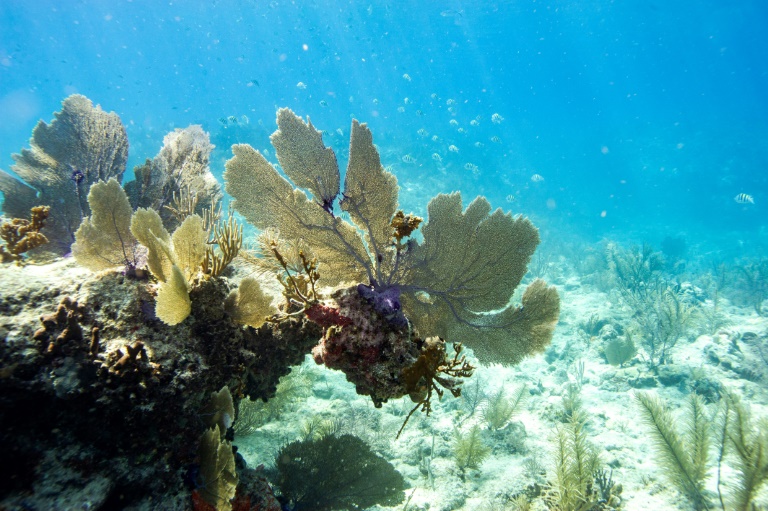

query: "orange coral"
xmin=0 ymin=205 xmax=50 ymax=262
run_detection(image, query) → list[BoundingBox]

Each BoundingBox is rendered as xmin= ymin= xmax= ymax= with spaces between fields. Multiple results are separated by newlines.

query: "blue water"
xmin=1 ymin=0 xmax=767 ymax=256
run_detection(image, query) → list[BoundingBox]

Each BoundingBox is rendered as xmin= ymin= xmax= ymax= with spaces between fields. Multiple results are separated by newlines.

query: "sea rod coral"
xmin=225 ymin=108 xmax=560 ymax=410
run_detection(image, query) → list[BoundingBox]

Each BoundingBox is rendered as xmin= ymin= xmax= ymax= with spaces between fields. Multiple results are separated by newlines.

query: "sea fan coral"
xmin=0 ymin=94 xmax=128 ymax=253
xmin=225 ymin=108 xmax=560 ymax=372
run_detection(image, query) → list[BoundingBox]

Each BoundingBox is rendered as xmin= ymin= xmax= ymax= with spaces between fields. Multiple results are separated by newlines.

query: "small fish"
xmin=372 ymin=98 xmax=379 ymax=104
xmin=228 ymin=115 xmax=238 ymax=124
xmin=404 ymin=97 xmax=411 ymax=104
xmin=296 ymin=81 xmax=307 ymax=89
xmin=417 ymin=128 xmax=429 ymax=137
xmin=464 ymin=163 xmax=478 ymax=172
xmin=247 ymin=79 xmax=260 ymax=87
xmin=506 ymin=194 xmax=516 ymax=202
xmin=448 ymin=144 xmax=459 ymax=153
xmin=449 ymin=119 xmax=459 ymax=126
xmin=490 ymin=136 xmax=501 ymax=143
xmin=491 ymin=113 xmax=504 ymax=124
xmin=446 ymin=99 xmax=456 ymax=106
xmin=432 ymin=153 xmax=442 ymax=163
xmin=448 ymin=106 xmax=456 ymax=114
xmin=735 ymin=193 xmax=754 ymax=204
xmin=402 ymin=154 xmax=416 ymax=163
xmin=531 ymin=173 xmax=545 ymax=182
xmin=458 ymin=127 xmax=466 ymax=134
xmin=241 ymin=115 xmax=249 ymax=125
xmin=336 ymin=128 xmax=343 ymax=136
xmin=470 ymin=119 xmax=479 ymax=127
xmin=474 ymin=141 xmax=484 ymax=148
xmin=319 ymin=100 xmax=328 ymax=107
xmin=403 ymin=73 xmax=412 ymax=81
xmin=416 ymin=109 xmax=424 ymax=116
xmin=430 ymin=93 xmax=438 ymax=100
xmin=397 ymin=106 xmax=406 ymax=113
xmin=217 ymin=117 xmax=228 ymax=125
xmin=431 ymin=135 xmax=439 ymax=142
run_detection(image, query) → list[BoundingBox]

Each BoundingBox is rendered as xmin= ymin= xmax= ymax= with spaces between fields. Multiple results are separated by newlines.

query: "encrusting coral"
xmin=0 ymin=205 xmax=50 ymax=262
xmin=225 ymin=108 xmax=560 ymax=414
xmin=0 ymin=94 xmax=128 ymax=254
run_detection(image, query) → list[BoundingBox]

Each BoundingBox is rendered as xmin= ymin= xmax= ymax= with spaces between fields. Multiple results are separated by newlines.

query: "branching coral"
xmin=0 ymin=205 xmax=50 ymax=263
xmin=0 ymin=94 xmax=128 ymax=253
xmin=224 ymin=109 xmax=560 ymax=381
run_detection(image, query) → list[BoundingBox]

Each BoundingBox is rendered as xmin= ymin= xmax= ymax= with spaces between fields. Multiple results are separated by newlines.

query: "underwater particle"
xmin=546 ymin=198 xmax=556 ymax=209
xmin=491 ymin=135 xmax=501 ymax=143
xmin=296 ymin=81 xmax=307 ymax=89
xmin=402 ymin=154 xmax=416 ymax=164
xmin=491 ymin=113 xmax=504 ymax=124
xmin=531 ymin=173 xmax=545 ymax=183
xmin=448 ymin=144 xmax=459 ymax=153
xmin=735 ymin=193 xmax=754 ymax=204
xmin=431 ymin=153 xmax=442 ymax=163
xmin=449 ymin=119 xmax=459 ymax=126
xmin=506 ymin=194 xmax=515 ymax=202
xmin=601 ymin=145 xmax=610 ymax=154
xmin=417 ymin=128 xmax=428 ymax=137
xmin=319 ymin=100 xmax=328 ymax=107
xmin=600 ymin=210 xmax=607 ymax=217
xmin=397 ymin=106 xmax=405 ymax=113
xmin=446 ymin=98 xmax=456 ymax=106
xmin=470 ymin=119 xmax=479 ymax=127
xmin=402 ymin=73 xmax=412 ymax=81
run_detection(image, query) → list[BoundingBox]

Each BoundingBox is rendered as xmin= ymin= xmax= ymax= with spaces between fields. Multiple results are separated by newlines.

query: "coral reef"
xmin=0 ymin=262 xmax=318 ymax=510
xmin=0 ymin=100 xmax=562 ymax=510
xmin=0 ymin=95 xmax=128 ymax=254
xmin=225 ymin=108 xmax=560 ymax=407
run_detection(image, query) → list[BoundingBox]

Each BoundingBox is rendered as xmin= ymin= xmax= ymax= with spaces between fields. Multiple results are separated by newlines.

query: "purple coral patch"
xmin=356 ymin=283 xmax=407 ymax=328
